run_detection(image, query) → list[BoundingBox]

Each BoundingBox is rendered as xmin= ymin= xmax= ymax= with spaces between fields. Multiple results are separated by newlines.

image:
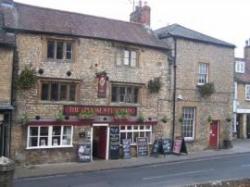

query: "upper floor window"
xmin=235 ymin=60 xmax=245 ymax=73
xmin=41 ymin=81 xmax=77 ymax=102
xmin=116 ymin=49 xmax=138 ymax=67
xmin=245 ymin=85 xmax=250 ymax=100
xmin=198 ymin=63 xmax=208 ymax=85
xmin=47 ymin=40 xmax=73 ymax=62
xmin=181 ymin=107 xmax=195 ymax=141
xmin=112 ymin=85 xmax=139 ymax=103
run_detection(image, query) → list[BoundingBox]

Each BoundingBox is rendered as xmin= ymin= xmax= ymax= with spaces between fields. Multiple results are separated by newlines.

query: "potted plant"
xmin=55 ymin=112 xmax=65 ymax=122
xmin=137 ymin=114 xmax=145 ymax=123
xmin=78 ymin=111 xmax=96 ymax=120
xmin=114 ymin=110 xmax=129 ymax=122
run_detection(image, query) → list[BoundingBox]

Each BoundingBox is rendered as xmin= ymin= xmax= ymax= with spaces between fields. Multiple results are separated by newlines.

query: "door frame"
xmin=92 ymin=123 xmax=109 ymax=160
xmin=209 ymin=120 xmax=220 ymax=149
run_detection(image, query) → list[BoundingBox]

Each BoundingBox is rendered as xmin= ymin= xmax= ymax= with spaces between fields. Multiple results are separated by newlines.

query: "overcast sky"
xmin=15 ymin=0 xmax=250 ymax=57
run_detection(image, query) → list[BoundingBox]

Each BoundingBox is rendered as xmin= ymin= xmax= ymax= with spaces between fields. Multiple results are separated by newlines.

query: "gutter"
xmin=172 ymin=37 xmax=177 ymax=145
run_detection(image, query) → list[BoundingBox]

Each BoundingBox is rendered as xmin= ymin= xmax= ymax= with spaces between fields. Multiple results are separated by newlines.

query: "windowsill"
xmin=110 ymin=102 xmax=140 ymax=106
xmin=26 ymin=145 xmax=73 ymax=150
xmin=184 ymin=138 xmax=194 ymax=142
xmin=45 ymin=59 xmax=73 ymax=64
xmin=39 ymin=100 xmax=78 ymax=105
xmin=197 ymin=83 xmax=206 ymax=86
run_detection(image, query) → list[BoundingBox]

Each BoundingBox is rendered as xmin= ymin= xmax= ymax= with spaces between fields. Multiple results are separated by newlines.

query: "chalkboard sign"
xmin=78 ymin=143 xmax=91 ymax=162
xmin=162 ymin=138 xmax=172 ymax=155
xmin=173 ymin=137 xmax=188 ymax=155
xmin=122 ymin=139 xmax=131 ymax=159
xmin=137 ymin=137 xmax=149 ymax=157
xmin=109 ymin=126 xmax=120 ymax=159
xmin=151 ymin=139 xmax=161 ymax=157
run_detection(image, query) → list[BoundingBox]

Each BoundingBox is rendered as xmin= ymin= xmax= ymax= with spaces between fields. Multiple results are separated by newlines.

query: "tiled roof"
xmin=2 ymin=3 xmax=168 ymax=50
xmin=235 ymin=58 xmax=250 ymax=83
xmin=155 ymin=24 xmax=235 ymax=48
xmin=0 ymin=32 xmax=15 ymax=46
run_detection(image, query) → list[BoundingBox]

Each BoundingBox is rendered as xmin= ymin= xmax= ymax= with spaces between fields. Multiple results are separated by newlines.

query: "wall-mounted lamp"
xmin=177 ymin=94 xmax=184 ymax=101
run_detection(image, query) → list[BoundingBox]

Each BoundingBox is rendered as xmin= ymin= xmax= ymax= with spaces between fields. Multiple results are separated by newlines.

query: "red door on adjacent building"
xmin=209 ymin=121 xmax=219 ymax=149
xmin=98 ymin=127 xmax=107 ymax=159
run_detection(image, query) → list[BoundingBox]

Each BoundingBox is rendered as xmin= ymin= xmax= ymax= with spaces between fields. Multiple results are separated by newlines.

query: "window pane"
xmin=69 ymin=84 xmax=76 ymax=101
xmin=146 ymin=132 xmax=151 ymax=143
xmin=63 ymin=126 xmax=72 ymax=135
xmin=120 ymin=132 xmax=126 ymax=144
xmin=127 ymin=126 xmax=132 ymax=130
xmin=56 ymin=42 xmax=63 ymax=59
xmin=30 ymin=127 xmax=38 ymax=136
xmin=29 ymin=137 xmax=38 ymax=147
xmin=112 ymin=86 xmax=118 ymax=102
xmin=134 ymin=132 xmax=138 ymax=144
xmin=120 ymin=87 xmax=125 ymax=102
xmin=182 ymin=107 xmax=195 ymax=139
xmin=47 ymin=41 xmax=54 ymax=58
xmin=66 ymin=43 xmax=72 ymax=60
xmin=39 ymin=137 xmax=48 ymax=146
xmin=41 ymin=83 xmax=49 ymax=100
xmin=52 ymin=126 xmax=61 ymax=135
xmin=60 ymin=84 xmax=67 ymax=101
xmin=40 ymin=127 xmax=48 ymax=136
xmin=134 ymin=88 xmax=138 ymax=103
xmin=124 ymin=50 xmax=130 ymax=65
xmin=130 ymin=51 xmax=137 ymax=67
xmin=52 ymin=137 xmax=60 ymax=146
xmin=127 ymin=132 xmax=132 ymax=140
xmin=51 ymin=83 xmax=59 ymax=101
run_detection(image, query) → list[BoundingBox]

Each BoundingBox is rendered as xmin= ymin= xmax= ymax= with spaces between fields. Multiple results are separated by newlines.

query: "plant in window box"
xmin=18 ymin=113 xmax=30 ymax=125
xmin=147 ymin=77 xmax=161 ymax=93
xmin=55 ymin=112 xmax=65 ymax=122
xmin=137 ymin=114 xmax=145 ymax=123
xmin=197 ymin=82 xmax=215 ymax=97
xmin=16 ymin=66 xmax=37 ymax=90
xmin=114 ymin=110 xmax=129 ymax=122
xmin=78 ymin=111 xmax=96 ymax=120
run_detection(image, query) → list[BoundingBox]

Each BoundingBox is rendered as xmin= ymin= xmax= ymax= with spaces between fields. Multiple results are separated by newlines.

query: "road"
xmin=14 ymin=152 xmax=250 ymax=187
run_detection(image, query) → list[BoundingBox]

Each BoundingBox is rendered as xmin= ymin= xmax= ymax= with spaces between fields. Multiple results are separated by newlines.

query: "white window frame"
xmin=116 ymin=49 xmax=138 ymax=67
xmin=119 ymin=125 xmax=152 ymax=145
xmin=182 ymin=107 xmax=195 ymax=141
xmin=198 ymin=63 xmax=209 ymax=85
xmin=235 ymin=60 xmax=245 ymax=73
xmin=245 ymin=85 xmax=250 ymax=101
xmin=27 ymin=125 xmax=73 ymax=149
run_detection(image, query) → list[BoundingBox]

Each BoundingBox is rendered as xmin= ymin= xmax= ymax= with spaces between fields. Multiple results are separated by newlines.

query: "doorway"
xmin=209 ymin=120 xmax=219 ymax=149
xmin=92 ymin=124 xmax=109 ymax=160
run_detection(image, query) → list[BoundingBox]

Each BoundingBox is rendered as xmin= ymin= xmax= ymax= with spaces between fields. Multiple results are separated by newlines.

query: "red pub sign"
xmin=97 ymin=74 xmax=107 ymax=98
xmin=64 ymin=105 xmax=137 ymax=116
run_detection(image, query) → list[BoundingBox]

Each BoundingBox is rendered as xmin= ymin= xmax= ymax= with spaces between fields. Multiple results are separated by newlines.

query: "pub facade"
xmin=1 ymin=1 xmax=171 ymax=164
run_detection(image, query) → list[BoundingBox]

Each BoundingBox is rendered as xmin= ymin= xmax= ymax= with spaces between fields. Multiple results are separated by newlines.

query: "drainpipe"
xmin=172 ymin=37 xmax=177 ymax=146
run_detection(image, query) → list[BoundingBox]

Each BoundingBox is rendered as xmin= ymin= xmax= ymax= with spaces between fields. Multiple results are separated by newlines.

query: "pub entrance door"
xmin=209 ymin=120 xmax=219 ymax=149
xmin=92 ymin=124 xmax=109 ymax=160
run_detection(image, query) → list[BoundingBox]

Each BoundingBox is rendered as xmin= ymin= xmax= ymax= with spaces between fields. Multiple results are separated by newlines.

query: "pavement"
xmin=14 ymin=139 xmax=250 ymax=179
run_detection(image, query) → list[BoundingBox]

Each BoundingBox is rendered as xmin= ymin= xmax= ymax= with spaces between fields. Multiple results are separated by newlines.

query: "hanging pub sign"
xmin=97 ymin=74 xmax=108 ymax=98
xmin=172 ymin=137 xmax=188 ymax=155
xmin=64 ymin=105 xmax=137 ymax=116
xmin=137 ymin=137 xmax=149 ymax=157
xmin=109 ymin=126 xmax=120 ymax=159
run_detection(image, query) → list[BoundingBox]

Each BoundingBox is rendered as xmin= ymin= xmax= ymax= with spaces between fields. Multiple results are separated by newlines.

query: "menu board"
xmin=77 ymin=143 xmax=91 ymax=162
xmin=162 ymin=138 xmax=172 ymax=155
xmin=173 ymin=137 xmax=188 ymax=155
xmin=122 ymin=139 xmax=131 ymax=159
xmin=137 ymin=137 xmax=149 ymax=157
xmin=109 ymin=126 xmax=120 ymax=159
xmin=151 ymin=139 xmax=160 ymax=156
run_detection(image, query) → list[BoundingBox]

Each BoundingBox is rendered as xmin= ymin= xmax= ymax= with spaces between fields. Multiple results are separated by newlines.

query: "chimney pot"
xmin=129 ymin=1 xmax=151 ymax=27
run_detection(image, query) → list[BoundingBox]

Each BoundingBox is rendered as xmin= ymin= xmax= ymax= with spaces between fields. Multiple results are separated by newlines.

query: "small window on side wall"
xmin=47 ymin=40 xmax=73 ymax=62
xmin=235 ymin=60 xmax=245 ymax=73
xmin=116 ymin=49 xmax=138 ymax=67
xmin=245 ymin=85 xmax=250 ymax=100
xmin=198 ymin=63 xmax=208 ymax=85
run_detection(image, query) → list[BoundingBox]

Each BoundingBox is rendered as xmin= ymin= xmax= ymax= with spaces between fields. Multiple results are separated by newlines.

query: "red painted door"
xmin=209 ymin=121 xmax=219 ymax=148
xmin=98 ymin=127 xmax=107 ymax=159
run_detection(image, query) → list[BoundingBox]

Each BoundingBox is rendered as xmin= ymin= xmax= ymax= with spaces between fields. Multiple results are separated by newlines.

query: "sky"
xmin=15 ymin=0 xmax=250 ymax=57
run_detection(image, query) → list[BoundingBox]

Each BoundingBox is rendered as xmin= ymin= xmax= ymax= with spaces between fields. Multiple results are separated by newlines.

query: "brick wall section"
xmin=0 ymin=47 xmax=13 ymax=104
xmin=163 ymin=38 xmax=234 ymax=151
xmin=11 ymin=33 xmax=171 ymax=164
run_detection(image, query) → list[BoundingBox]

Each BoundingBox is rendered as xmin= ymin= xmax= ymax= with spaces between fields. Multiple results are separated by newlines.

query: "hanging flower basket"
xmin=148 ymin=77 xmax=161 ymax=93
xmin=17 ymin=66 xmax=37 ymax=90
xmin=198 ymin=82 xmax=215 ymax=97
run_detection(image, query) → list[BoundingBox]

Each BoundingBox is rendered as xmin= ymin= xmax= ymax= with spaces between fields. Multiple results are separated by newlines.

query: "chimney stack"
xmin=130 ymin=1 xmax=151 ymax=27
xmin=244 ymin=38 xmax=250 ymax=60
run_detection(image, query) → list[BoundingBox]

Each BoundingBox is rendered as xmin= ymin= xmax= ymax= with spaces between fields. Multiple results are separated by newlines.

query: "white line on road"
xmin=142 ymin=168 xmax=214 ymax=181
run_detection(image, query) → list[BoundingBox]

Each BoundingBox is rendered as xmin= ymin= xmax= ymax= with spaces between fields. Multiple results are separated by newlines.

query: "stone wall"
xmin=236 ymin=83 xmax=250 ymax=109
xmin=0 ymin=47 xmax=13 ymax=104
xmin=11 ymin=33 xmax=171 ymax=164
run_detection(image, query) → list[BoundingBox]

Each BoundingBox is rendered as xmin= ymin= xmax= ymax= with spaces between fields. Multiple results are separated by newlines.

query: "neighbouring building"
xmin=234 ymin=40 xmax=250 ymax=139
xmin=0 ymin=0 xmax=172 ymax=164
xmin=155 ymin=24 xmax=235 ymax=151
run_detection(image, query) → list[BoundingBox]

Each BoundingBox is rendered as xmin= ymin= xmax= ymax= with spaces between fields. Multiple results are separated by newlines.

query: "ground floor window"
xmin=182 ymin=107 xmax=195 ymax=141
xmin=27 ymin=125 xmax=73 ymax=149
xmin=119 ymin=125 xmax=152 ymax=144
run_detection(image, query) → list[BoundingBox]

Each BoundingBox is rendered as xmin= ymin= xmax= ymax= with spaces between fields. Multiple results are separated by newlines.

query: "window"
xmin=27 ymin=125 xmax=73 ymax=149
xmin=181 ymin=107 xmax=195 ymax=141
xmin=116 ymin=49 xmax=138 ymax=67
xmin=120 ymin=125 xmax=152 ymax=144
xmin=47 ymin=40 xmax=73 ymax=62
xmin=235 ymin=60 xmax=245 ymax=73
xmin=198 ymin=63 xmax=208 ymax=85
xmin=41 ymin=81 xmax=77 ymax=102
xmin=245 ymin=85 xmax=250 ymax=100
xmin=112 ymin=85 xmax=139 ymax=103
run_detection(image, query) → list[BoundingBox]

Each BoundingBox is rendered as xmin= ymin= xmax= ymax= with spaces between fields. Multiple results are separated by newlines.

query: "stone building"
xmin=234 ymin=40 xmax=250 ymax=139
xmin=155 ymin=24 xmax=235 ymax=151
xmin=0 ymin=1 xmax=172 ymax=164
